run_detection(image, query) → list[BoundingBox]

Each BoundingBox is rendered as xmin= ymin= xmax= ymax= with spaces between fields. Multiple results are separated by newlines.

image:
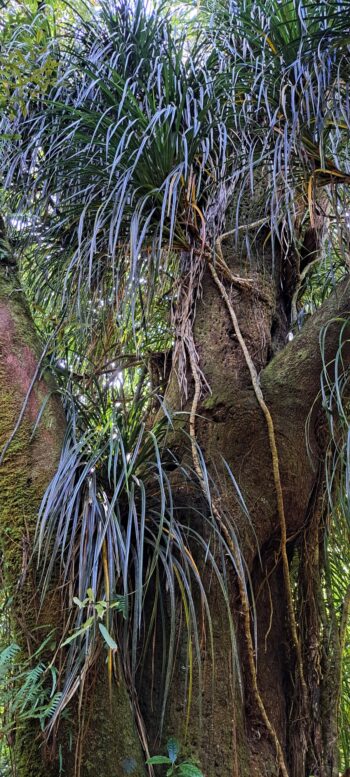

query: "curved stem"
xmin=187 ymin=327 xmax=290 ymax=777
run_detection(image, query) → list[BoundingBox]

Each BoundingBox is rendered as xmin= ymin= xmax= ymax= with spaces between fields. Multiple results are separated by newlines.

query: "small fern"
xmin=0 ymin=644 xmax=20 ymax=676
xmin=0 ymin=637 xmax=61 ymax=772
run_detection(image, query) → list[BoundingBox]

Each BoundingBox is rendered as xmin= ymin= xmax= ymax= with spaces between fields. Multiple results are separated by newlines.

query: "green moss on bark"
xmin=79 ymin=663 xmax=146 ymax=777
xmin=0 ymin=267 xmax=146 ymax=777
xmin=0 ymin=268 xmax=65 ymax=776
xmin=0 ymin=270 xmax=63 ymax=569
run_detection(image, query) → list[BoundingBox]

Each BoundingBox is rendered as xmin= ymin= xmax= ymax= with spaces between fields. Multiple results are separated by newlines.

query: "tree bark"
xmin=2 ymin=241 xmax=349 ymax=776
xmin=0 ymin=264 xmax=146 ymax=777
xmin=139 ymin=269 xmax=350 ymax=777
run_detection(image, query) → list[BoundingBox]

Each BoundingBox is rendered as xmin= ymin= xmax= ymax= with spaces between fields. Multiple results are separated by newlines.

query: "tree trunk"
xmin=0 ymin=264 xmax=146 ymax=777
xmin=2 ymin=242 xmax=349 ymax=776
xmin=139 ymin=261 xmax=350 ymax=777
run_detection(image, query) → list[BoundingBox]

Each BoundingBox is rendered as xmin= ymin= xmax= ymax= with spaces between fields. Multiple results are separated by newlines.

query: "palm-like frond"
xmin=1 ymin=0 xmax=232 ymax=335
xmin=2 ymin=0 xmax=350 ymax=761
xmin=2 ymin=0 xmax=350 ymax=339
xmin=35 ymin=392 xmax=244 ymax=732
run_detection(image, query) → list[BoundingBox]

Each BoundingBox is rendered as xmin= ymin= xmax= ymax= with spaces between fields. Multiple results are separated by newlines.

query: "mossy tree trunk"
xmin=1 ymin=241 xmax=349 ymax=777
xmin=0 ymin=264 xmax=146 ymax=777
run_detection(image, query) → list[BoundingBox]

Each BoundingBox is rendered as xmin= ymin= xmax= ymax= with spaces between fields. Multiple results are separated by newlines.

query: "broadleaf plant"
xmin=146 ymin=737 xmax=203 ymax=777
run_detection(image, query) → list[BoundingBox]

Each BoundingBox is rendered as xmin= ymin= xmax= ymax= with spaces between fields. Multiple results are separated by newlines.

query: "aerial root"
xmin=208 ymin=260 xmax=307 ymax=711
xmin=184 ymin=245 xmax=315 ymax=776
xmin=186 ymin=325 xmax=290 ymax=777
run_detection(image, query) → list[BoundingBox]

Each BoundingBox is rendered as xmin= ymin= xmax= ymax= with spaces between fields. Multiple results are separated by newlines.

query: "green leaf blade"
xmin=178 ymin=765 xmax=204 ymax=777
xmin=146 ymin=756 xmax=172 ymax=765
xmin=98 ymin=623 xmax=118 ymax=650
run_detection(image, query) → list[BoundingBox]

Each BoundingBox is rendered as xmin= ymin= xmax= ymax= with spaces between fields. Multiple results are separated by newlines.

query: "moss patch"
xmin=0 ymin=267 xmax=65 ymax=777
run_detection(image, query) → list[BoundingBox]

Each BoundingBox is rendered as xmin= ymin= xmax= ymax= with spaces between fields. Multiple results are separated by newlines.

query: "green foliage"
xmin=0 ymin=635 xmax=62 ymax=775
xmin=146 ymin=737 xmax=203 ymax=776
xmin=1 ymin=0 xmax=350 ymax=381
xmin=340 ymin=639 xmax=350 ymax=768
xmin=61 ymin=588 xmax=124 ymax=648
xmin=32 ymin=385 xmax=242 ymax=734
xmin=1 ymin=0 xmax=350 ymax=769
xmin=0 ymin=2 xmax=59 ymax=120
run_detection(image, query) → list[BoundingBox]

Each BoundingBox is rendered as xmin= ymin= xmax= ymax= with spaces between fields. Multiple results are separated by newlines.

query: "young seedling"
xmin=61 ymin=588 xmax=126 ymax=649
xmin=146 ymin=737 xmax=204 ymax=776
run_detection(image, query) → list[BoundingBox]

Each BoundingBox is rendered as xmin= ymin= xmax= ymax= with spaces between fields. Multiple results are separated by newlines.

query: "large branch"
xmin=262 ymin=274 xmax=350 ymax=410
xmin=168 ymin=272 xmax=350 ymax=562
xmin=261 ymin=274 xmax=350 ymax=539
